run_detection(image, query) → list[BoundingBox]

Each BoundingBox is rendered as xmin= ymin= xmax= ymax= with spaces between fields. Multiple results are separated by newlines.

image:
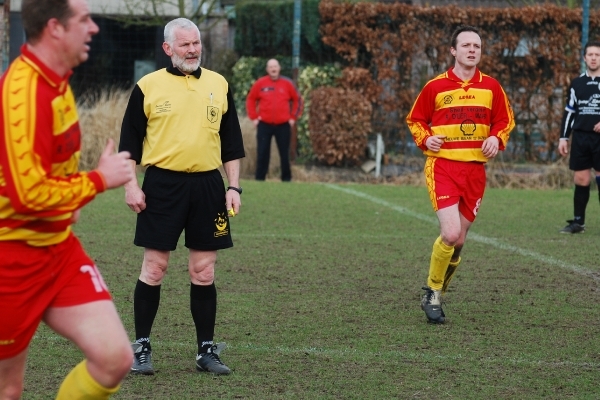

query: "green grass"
xmin=23 ymin=179 xmax=600 ymax=399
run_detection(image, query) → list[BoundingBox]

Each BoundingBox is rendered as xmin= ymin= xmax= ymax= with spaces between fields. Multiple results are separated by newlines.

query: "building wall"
xmin=10 ymin=0 xmax=181 ymax=15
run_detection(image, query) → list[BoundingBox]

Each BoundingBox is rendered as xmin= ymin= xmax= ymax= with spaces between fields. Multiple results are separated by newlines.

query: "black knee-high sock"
xmin=134 ymin=280 xmax=161 ymax=344
xmin=574 ymin=184 xmax=590 ymax=225
xmin=190 ymin=283 xmax=217 ymax=354
xmin=596 ymin=176 xmax=600 ymax=203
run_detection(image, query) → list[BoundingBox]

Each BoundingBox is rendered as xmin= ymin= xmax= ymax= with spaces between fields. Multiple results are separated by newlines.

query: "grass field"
xmin=23 ymin=178 xmax=600 ymax=399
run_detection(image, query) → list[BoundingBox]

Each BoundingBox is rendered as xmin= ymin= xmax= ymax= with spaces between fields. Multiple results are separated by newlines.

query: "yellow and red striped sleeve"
xmin=488 ymin=78 xmax=514 ymax=150
xmin=0 ymin=51 xmax=106 ymax=246
xmin=406 ymin=73 xmax=446 ymax=151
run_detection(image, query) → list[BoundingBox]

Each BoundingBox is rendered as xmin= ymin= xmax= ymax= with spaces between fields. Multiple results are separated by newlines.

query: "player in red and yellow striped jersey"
xmin=406 ymin=25 xmax=515 ymax=324
xmin=0 ymin=0 xmax=135 ymax=398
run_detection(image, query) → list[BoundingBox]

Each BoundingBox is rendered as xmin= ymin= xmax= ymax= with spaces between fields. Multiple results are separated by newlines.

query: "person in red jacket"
xmin=246 ymin=59 xmax=303 ymax=181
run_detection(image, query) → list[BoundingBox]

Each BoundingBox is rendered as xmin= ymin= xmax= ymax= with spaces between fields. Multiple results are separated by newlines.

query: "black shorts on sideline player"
xmin=134 ymin=166 xmax=233 ymax=251
xmin=569 ymin=130 xmax=600 ymax=172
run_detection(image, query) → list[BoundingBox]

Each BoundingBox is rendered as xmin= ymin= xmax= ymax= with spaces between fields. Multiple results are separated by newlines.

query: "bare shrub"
xmin=486 ymin=159 xmax=573 ymax=189
xmin=77 ymin=87 xmax=131 ymax=171
xmin=239 ymin=116 xmax=281 ymax=179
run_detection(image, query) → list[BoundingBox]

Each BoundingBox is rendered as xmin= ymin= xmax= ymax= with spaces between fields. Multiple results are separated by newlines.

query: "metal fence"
xmin=71 ymin=17 xmax=169 ymax=97
xmin=4 ymin=12 xmax=167 ymax=95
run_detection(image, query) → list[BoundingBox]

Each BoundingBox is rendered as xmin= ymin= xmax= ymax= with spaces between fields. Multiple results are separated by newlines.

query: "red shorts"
xmin=0 ymin=234 xmax=112 ymax=359
xmin=424 ymin=157 xmax=486 ymax=222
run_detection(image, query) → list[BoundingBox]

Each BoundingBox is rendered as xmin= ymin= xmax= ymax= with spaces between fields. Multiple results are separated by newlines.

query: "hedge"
xmin=234 ymin=0 xmax=338 ymax=64
xmin=319 ymin=2 xmax=600 ymax=162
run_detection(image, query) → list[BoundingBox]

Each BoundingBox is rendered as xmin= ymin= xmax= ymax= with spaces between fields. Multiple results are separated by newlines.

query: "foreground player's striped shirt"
xmin=406 ymin=67 xmax=514 ymax=163
xmin=0 ymin=45 xmax=106 ymax=247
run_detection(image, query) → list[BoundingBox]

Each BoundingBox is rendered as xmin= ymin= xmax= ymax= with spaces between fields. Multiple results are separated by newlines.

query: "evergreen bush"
xmin=231 ymin=57 xmax=341 ymax=163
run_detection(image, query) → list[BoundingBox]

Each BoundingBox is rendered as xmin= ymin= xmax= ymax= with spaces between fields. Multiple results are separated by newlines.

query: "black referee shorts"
xmin=569 ymin=130 xmax=600 ymax=171
xmin=134 ymin=166 xmax=233 ymax=251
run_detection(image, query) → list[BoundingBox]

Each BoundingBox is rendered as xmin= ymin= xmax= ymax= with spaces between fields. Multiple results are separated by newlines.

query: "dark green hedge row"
xmin=234 ymin=0 xmax=338 ymax=64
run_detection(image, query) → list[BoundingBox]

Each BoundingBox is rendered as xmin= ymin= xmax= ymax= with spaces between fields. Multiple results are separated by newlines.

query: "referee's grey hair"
xmin=164 ymin=18 xmax=201 ymax=45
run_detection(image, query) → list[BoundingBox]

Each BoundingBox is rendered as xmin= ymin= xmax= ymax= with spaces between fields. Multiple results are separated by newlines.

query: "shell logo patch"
xmin=460 ymin=119 xmax=476 ymax=136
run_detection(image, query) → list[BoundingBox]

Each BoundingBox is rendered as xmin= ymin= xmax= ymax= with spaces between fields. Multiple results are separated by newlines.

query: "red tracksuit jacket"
xmin=246 ymin=75 xmax=303 ymax=125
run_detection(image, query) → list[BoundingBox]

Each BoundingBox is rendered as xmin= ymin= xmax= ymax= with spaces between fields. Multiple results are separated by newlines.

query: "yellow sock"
xmin=56 ymin=360 xmax=120 ymax=400
xmin=427 ymin=236 xmax=454 ymax=291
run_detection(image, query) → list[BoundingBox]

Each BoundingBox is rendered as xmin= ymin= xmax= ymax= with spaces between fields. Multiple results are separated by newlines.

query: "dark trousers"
xmin=255 ymin=121 xmax=291 ymax=181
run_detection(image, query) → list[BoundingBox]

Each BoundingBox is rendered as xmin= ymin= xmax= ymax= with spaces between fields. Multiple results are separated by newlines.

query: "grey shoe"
xmin=421 ymin=286 xmax=445 ymax=323
xmin=131 ymin=342 xmax=154 ymax=375
xmin=196 ymin=343 xmax=231 ymax=375
xmin=560 ymin=220 xmax=585 ymax=234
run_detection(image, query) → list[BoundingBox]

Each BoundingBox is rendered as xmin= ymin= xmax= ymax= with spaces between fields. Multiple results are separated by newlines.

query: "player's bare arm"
xmin=223 ymin=159 xmax=241 ymax=215
xmin=558 ymin=138 xmax=569 ymax=156
xmin=124 ymin=159 xmax=146 ymax=213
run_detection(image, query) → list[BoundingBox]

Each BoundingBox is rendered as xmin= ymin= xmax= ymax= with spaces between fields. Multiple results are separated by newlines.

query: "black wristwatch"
xmin=227 ymin=186 xmax=242 ymax=195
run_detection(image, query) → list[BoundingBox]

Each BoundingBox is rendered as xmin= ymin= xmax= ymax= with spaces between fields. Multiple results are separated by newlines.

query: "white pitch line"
xmin=31 ymin=335 xmax=600 ymax=368
xmin=325 ymin=184 xmax=600 ymax=281
xmin=232 ymin=233 xmax=419 ymax=239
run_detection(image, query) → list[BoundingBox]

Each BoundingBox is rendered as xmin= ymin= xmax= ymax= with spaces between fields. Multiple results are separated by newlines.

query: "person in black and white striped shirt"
xmin=558 ymin=41 xmax=600 ymax=234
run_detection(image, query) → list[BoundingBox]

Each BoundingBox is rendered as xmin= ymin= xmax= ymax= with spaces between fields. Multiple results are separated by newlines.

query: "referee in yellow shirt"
xmin=119 ymin=17 xmax=245 ymax=376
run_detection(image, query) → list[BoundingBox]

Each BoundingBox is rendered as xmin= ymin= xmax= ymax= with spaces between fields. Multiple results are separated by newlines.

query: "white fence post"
xmin=375 ymin=133 xmax=384 ymax=178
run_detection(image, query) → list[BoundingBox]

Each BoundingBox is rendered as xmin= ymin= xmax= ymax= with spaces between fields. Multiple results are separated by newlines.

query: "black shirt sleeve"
xmin=219 ymin=88 xmax=246 ymax=163
xmin=559 ymin=81 xmax=577 ymax=140
xmin=119 ymin=84 xmax=147 ymax=164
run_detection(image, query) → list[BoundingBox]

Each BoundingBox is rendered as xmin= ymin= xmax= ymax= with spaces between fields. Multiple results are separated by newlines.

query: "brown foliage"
xmin=309 ymin=87 xmax=372 ymax=166
xmin=337 ymin=67 xmax=382 ymax=103
xmin=78 ymin=88 xmax=130 ymax=171
xmin=319 ymin=2 xmax=598 ymax=162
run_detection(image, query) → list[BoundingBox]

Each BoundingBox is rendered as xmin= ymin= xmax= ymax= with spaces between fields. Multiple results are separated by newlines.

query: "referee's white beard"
xmin=172 ymin=53 xmax=201 ymax=73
